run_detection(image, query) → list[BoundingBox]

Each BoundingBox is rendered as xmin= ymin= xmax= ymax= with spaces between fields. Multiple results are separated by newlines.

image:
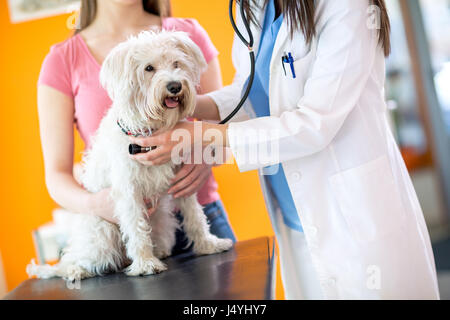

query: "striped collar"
xmin=116 ymin=119 xmax=152 ymax=137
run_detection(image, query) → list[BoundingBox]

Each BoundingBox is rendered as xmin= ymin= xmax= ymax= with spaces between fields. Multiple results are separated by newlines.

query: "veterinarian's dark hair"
xmin=243 ymin=0 xmax=391 ymax=56
xmin=75 ymin=0 xmax=171 ymax=34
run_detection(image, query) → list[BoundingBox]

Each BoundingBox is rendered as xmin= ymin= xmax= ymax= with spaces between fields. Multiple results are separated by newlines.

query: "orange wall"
xmin=0 ymin=0 xmax=283 ymax=299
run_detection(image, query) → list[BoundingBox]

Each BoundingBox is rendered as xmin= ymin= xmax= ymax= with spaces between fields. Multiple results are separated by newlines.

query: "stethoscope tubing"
xmin=219 ymin=0 xmax=256 ymax=125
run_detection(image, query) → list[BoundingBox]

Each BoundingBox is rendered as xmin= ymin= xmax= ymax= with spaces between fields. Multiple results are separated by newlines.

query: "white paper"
xmin=7 ymin=0 xmax=80 ymax=23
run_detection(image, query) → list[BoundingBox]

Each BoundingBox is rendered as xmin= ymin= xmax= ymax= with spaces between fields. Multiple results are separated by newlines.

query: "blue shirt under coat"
xmin=247 ymin=0 xmax=303 ymax=232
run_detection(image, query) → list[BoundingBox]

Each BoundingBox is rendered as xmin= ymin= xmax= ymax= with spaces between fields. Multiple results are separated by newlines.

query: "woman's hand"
xmin=87 ymin=188 xmax=157 ymax=224
xmin=168 ymin=163 xmax=212 ymax=199
xmin=73 ymin=162 xmax=84 ymax=185
xmin=87 ymin=188 xmax=118 ymax=224
xmin=129 ymin=121 xmax=228 ymax=166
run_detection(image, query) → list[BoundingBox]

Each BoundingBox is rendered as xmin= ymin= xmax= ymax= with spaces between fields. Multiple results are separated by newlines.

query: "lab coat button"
xmin=291 ymin=172 xmax=302 ymax=181
xmin=320 ymin=277 xmax=337 ymax=287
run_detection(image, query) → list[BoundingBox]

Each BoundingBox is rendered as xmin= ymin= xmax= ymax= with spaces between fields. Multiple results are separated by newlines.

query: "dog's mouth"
xmin=163 ymin=95 xmax=183 ymax=109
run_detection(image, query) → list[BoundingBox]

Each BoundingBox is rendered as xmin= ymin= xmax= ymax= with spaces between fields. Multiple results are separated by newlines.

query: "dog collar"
xmin=117 ymin=119 xmax=152 ymax=137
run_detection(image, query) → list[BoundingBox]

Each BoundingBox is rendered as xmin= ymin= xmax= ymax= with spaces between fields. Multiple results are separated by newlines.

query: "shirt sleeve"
xmin=187 ymin=18 xmax=219 ymax=64
xmin=227 ymin=0 xmax=379 ymax=172
xmin=37 ymin=44 xmax=73 ymax=98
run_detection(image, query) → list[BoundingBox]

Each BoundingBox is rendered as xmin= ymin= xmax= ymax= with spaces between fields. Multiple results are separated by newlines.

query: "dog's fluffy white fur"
xmin=27 ymin=30 xmax=233 ymax=281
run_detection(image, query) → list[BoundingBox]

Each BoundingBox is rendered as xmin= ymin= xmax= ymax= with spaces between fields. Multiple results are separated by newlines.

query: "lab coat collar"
xmin=271 ymin=21 xmax=288 ymax=71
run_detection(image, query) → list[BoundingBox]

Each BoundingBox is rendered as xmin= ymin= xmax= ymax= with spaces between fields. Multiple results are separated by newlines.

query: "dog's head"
xmin=100 ymin=30 xmax=207 ymax=132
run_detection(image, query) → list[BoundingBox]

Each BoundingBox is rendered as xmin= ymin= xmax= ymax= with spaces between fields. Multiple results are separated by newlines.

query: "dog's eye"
xmin=145 ymin=65 xmax=154 ymax=72
xmin=173 ymin=61 xmax=179 ymax=69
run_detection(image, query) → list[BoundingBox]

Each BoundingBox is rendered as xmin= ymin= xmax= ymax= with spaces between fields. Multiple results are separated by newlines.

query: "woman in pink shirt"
xmin=37 ymin=0 xmax=236 ymax=255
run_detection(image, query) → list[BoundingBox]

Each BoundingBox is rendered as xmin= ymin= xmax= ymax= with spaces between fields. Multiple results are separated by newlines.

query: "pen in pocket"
xmin=281 ymin=52 xmax=296 ymax=79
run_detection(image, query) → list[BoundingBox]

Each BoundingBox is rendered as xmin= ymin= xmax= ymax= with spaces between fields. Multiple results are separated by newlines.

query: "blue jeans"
xmin=171 ymin=200 xmax=237 ymax=255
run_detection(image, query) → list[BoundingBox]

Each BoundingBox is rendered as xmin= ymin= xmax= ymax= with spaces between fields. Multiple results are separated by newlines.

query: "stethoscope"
xmin=129 ymin=0 xmax=255 ymax=154
xmin=219 ymin=0 xmax=255 ymax=124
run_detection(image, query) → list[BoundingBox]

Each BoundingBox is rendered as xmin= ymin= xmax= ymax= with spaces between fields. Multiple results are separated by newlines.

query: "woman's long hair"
xmin=75 ymin=0 xmax=171 ymax=33
xmin=244 ymin=0 xmax=391 ymax=56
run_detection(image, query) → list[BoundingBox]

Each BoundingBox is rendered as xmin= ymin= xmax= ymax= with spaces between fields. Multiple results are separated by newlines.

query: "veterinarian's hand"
xmin=129 ymin=121 xmax=197 ymax=166
xmin=129 ymin=121 xmax=229 ymax=166
xmin=168 ymin=163 xmax=212 ymax=198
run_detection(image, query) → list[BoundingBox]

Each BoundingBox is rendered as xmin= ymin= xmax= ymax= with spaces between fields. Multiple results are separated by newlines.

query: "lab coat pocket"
xmin=282 ymin=51 xmax=314 ymax=108
xmin=328 ymin=155 xmax=406 ymax=244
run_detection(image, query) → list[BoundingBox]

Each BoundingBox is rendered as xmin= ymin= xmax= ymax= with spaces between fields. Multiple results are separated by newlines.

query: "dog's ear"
xmin=172 ymin=31 xmax=207 ymax=83
xmin=100 ymin=42 xmax=135 ymax=102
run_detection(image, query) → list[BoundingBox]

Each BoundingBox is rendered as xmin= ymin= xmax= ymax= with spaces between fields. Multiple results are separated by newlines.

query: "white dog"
xmin=27 ymin=30 xmax=233 ymax=281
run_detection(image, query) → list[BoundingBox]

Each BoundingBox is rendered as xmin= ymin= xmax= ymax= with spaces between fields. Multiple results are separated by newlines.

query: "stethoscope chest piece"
xmin=128 ymin=144 xmax=157 ymax=155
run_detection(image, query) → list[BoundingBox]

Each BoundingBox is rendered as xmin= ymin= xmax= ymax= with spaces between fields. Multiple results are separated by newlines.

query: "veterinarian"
xmin=37 ymin=0 xmax=236 ymax=255
xmin=130 ymin=0 xmax=440 ymax=299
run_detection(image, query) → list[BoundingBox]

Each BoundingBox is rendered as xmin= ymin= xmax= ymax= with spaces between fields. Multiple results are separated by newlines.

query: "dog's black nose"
xmin=167 ymin=81 xmax=182 ymax=94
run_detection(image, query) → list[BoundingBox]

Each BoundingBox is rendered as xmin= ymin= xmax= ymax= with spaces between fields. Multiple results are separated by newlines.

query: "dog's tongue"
xmin=164 ymin=97 xmax=179 ymax=108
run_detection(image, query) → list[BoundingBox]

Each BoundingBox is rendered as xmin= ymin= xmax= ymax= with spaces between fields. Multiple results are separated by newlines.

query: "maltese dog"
xmin=27 ymin=30 xmax=233 ymax=281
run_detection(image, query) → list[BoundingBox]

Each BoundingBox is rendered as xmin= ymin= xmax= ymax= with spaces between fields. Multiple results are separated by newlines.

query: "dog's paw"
xmin=125 ymin=257 xmax=167 ymax=276
xmin=193 ymin=236 xmax=233 ymax=256
xmin=154 ymin=247 xmax=171 ymax=260
xmin=65 ymin=264 xmax=92 ymax=282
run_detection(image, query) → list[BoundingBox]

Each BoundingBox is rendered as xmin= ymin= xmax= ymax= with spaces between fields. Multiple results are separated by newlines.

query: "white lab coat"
xmin=207 ymin=0 xmax=440 ymax=299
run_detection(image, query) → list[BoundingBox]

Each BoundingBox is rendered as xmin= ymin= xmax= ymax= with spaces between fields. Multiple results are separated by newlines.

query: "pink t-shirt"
xmin=38 ymin=17 xmax=220 ymax=205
